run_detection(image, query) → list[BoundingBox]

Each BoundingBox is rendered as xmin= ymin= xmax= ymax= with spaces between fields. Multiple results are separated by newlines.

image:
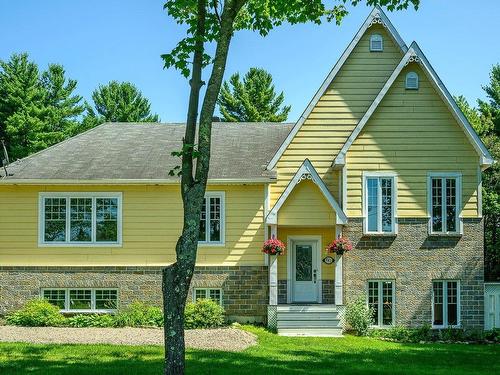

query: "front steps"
xmin=276 ymin=304 xmax=343 ymax=337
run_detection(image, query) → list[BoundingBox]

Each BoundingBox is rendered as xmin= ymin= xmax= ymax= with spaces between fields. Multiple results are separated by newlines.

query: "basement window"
xmin=370 ymin=34 xmax=383 ymax=52
xmin=193 ymin=288 xmax=223 ymax=305
xmin=405 ymin=72 xmax=419 ymax=90
xmin=42 ymin=288 xmax=118 ymax=312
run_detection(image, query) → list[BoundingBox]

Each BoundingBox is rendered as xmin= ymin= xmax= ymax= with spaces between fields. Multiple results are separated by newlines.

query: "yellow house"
xmin=0 ymin=7 xmax=493 ymax=336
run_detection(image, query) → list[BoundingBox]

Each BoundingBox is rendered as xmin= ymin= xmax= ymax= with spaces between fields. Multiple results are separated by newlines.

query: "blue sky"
xmin=0 ymin=0 xmax=498 ymax=122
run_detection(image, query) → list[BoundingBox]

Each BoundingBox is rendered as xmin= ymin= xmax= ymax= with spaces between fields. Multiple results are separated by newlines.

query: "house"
xmin=0 ymin=7 xmax=493 ymax=336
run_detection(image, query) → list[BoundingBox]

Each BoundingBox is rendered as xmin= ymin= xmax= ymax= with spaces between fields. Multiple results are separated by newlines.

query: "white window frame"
xmin=198 ymin=192 xmax=225 ymax=246
xmin=405 ymin=71 xmax=419 ymax=90
xmin=41 ymin=288 xmax=118 ymax=313
xmin=38 ymin=192 xmax=122 ymax=247
xmin=367 ymin=280 xmax=395 ymax=328
xmin=192 ymin=288 xmax=223 ymax=306
xmin=369 ymin=33 xmax=384 ymax=52
xmin=431 ymin=280 xmax=461 ymax=328
xmin=362 ymin=172 xmax=398 ymax=235
xmin=427 ymin=172 xmax=462 ymax=235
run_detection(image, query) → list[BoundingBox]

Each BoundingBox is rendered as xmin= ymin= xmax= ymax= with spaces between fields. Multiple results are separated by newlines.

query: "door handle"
xmin=313 ymin=269 xmax=317 ymax=284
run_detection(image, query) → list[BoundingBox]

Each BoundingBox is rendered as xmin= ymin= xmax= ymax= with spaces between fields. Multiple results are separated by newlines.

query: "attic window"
xmin=405 ymin=72 xmax=419 ymax=90
xmin=369 ymin=34 xmax=383 ymax=52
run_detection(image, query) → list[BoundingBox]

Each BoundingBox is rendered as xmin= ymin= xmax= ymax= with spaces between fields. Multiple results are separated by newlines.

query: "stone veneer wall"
xmin=0 ymin=266 xmax=268 ymax=322
xmin=277 ymin=279 xmax=335 ymax=304
xmin=342 ymin=218 xmax=484 ymax=329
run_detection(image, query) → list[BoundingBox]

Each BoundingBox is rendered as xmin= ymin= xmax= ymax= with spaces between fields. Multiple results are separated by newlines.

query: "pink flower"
xmin=326 ymin=236 xmax=353 ymax=255
xmin=262 ymin=238 xmax=286 ymax=255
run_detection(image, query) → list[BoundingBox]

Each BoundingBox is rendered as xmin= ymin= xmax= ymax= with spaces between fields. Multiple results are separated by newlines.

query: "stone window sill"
xmin=428 ymin=232 xmax=462 ymax=238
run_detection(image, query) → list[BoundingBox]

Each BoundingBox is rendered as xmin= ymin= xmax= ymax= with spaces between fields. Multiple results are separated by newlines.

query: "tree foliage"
xmin=80 ymin=81 xmax=159 ymax=131
xmin=456 ymin=64 xmax=500 ymax=281
xmin=0 ymin=53 xmax=84 ymax=161
xmin=218 ymin=67 xmax=291 ymax=122
xmin=162 ymin=1 xmax=419 ymax=373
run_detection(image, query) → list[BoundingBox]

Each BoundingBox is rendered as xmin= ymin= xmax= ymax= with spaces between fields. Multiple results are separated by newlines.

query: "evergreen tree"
xmin=80 ymin=81 xmax=159 ymax=131
xmin=217 ymin=67 xmax=291 ymax=122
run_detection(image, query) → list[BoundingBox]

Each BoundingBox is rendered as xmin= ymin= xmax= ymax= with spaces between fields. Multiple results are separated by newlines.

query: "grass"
xmin=0 ymin=326 xmax=498 ymax=374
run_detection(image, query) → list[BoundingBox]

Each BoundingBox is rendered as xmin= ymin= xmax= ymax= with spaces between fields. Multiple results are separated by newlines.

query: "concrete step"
xmin=276 ymin=304 xmax=342 ymax=337
xmin=277 ymin=311 xmax=339 ymax=320
xmin=277 ymin=319 xmax=341 ymax=328
xmin=277 ymin=327 xmax=343 ymax=337
xmin=276 ymin=304 xmax=337 ymax=313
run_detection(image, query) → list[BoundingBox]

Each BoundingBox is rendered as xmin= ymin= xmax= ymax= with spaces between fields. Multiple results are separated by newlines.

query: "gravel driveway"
xmin=0 ymin=326 xmax=257 ymax=352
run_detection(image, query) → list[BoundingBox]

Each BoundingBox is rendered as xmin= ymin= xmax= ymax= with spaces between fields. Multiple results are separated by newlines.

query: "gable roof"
xmin=332 ymin=42 xmax=494 ymax=168
xmin=0 ymin=122 xmax=293 ymax=183
xmin=266 ymin=6 xmax=408 ymax=170
xmin=266 ymin=159 xmax=347 ymax=225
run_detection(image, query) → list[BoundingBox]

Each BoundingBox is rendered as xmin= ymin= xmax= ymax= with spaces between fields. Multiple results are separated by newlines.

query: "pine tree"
xmin=217 ymin=68 xmax=291 ymax=122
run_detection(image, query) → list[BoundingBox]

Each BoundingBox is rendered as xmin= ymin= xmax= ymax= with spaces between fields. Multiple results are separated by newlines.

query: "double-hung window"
xmin=432 ymin=280 xmax=460 ymax=327
xmin=363 ymin=173 xmax=397 ymax=234
xmin=42 ymin=288 xmax=118 ymax=312
xmin=428 ymin=173 xmax=461 ymax=234
xmin=368 ymin=280 xmax=395 ymax=327
xmin=198 ymin=192 xmax=225 ymax=245
xmin=39 ymin=193 xmax=122 ymax=246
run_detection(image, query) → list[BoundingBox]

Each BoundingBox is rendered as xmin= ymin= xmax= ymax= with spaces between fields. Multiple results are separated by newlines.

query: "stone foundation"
xmin=343 ymin=218 xmax=484 ymax=329
xmin=0 ymin=266 xmax=268 ymax=322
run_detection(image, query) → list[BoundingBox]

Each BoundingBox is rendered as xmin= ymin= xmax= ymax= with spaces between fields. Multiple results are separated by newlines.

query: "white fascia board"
xmin=266 ymin=159 xmax=348 ymax=225
xmin=333 ymin=42 xmax=494 ymax=168
xmin=266 ymin=6 xmax=408 ymax=171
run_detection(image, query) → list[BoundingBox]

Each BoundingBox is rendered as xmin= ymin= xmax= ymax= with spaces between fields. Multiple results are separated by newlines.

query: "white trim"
xmin=333 ymin=42 xmax=493 ymax=168
xmin=286 ymin=235 xmax=322 ymax=304
xmin=192 ymin=287 xmax=223 ymax=306
xmin=342 ymin=165 xmax=348 ymax=211
xmin=266 ymin=159 xmax=347 ymax=225
xmin=198 ymin=191 xmax=225 ymax=246
xmin=362 ymin=172 xmax=398 ymax=235
xmin=369 ymin=33 xmax=384 ymax=52
xmin=431 ymin=280 xmax=461 ymax=328
xmin=0 ymin=178 xmax=273 ymax=185
xmin=38 ymin=192 xmax=122 ymax=247
xmin=427 ymin=172 xmax=462 ymax=235
xmin=41 ymin=287 xmax=118 ymax=313
xmin=266 ymin=6 xmax=407 ymax=170
xmin=264 ymin=184 xmax=270 ymax=266
xmin=477 ymin=166 xmax=483 ymax=218
xmin=334 ymin=225 xmax=344 ymax=305
xmin=367 ymin=280 xmax=395 ymax=328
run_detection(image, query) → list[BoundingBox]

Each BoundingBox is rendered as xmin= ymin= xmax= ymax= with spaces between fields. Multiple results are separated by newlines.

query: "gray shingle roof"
xmin=1 ymin=122 xmax=293 ymax=181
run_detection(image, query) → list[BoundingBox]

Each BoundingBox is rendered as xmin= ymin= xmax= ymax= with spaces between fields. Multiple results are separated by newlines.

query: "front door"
xmin=292 ymin=240 xmax=320 ymax=303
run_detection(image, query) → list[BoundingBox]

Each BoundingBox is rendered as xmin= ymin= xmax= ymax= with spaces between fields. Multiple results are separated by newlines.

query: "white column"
xmin=335 ymin=225 xmax=344 ymax=305
xmin=269 ymin=224 xmax=278 ymax=305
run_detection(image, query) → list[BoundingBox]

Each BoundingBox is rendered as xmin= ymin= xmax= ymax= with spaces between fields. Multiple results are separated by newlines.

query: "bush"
xmin=370 ymin=324 xmax=434 ymax=343
xmin=345 ymin=296 xmax=373 ymax=336
xmin=67 ymin=314 xmax=115 ymax=328
xmin=440 ymin=327 xmax=466 ymax=342
xmin=184 ymin=299 xmax=225 ymax=329
xmin=6 ymin=299 xmax=66 ymax=327
xmin=113 ymin=302 xmax=163 ymax=327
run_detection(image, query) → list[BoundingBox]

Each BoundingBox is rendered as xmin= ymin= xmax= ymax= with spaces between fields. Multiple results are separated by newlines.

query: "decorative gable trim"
xmin=266 ymin=159 xmax=347 ymax=225
xmin=332 ymin=42 xmax=494 ymax=168
xmin=266 ymin=6 xmax=408 ymax=171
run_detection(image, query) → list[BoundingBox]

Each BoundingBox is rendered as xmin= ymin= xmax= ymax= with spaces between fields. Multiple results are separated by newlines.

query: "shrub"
xmin=440 ymin=327 xmax=465 ymax=342
xmin=67 ymin=314 xmax=115 ymax=328
xmin=370 ymin=324 xmax=434 ymax=343
xmin=5 ymin=299 xmax=66 ymax=327
xmin=345 ymin=296 xmax=373 ymax=336
xmin=113 ymin=302 xmax=163 ymax=327
xmin=184 ymin=299 xmax=225 ymax=329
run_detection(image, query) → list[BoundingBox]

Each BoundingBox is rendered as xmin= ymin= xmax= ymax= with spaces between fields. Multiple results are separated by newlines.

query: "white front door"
xmin=292 ymin=240 xmax=320 ymax=303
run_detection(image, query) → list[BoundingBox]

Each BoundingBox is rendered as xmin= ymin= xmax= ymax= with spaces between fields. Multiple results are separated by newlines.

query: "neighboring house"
xmin=0 ymin=7 xmax=494 ymax=336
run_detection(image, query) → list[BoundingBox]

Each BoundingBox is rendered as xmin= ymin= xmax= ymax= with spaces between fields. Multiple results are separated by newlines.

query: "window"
xmin=432 ymin=280 xmax=460 ymax=327
xmin=428 ymin=174 xmax=461 ymax=234
xmin=193 ymin=288 xmax=223 ymax=305
xmin=369 ymin=33 xmax=383 ymax=51
xmin=41 ymin=288 xmax=118 ymax=312
xmin=39 ymin=193 xmax=122 ymax=246
xmin=198 ymin=192 xmax=225 ymax=244
xmin=368 ymin=280 xmax=395 ymax=326
xmin=363 ymin=174 xmax=396 ymax=234
xmin=405 ymin=71 xmax=419 ymax=89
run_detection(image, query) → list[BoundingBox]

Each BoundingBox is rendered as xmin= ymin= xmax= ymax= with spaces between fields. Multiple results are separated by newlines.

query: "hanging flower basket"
xmin=262 ymin=238 xmax=286 ymax=256
xmin=326 ymin=236 xmax=353 ymax=256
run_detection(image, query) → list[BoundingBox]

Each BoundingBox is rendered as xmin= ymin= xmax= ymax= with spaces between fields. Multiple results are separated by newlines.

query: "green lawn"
xmin=0 ymin=326 xmax=498 ymax=375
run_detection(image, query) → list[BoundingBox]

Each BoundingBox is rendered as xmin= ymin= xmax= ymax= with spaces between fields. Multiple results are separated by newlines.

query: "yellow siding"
xmin=277 ymin=227 xmax=335 ymax=281
xmin=346 ymin=63 xmax=479 ymax=217
xmin=0 ymin=184 xmax=265 ymax=266
xmin=279 ymin=180 xmax=336 ymax=226
xmin=271 ymin=24 xmax=404 ymax=205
